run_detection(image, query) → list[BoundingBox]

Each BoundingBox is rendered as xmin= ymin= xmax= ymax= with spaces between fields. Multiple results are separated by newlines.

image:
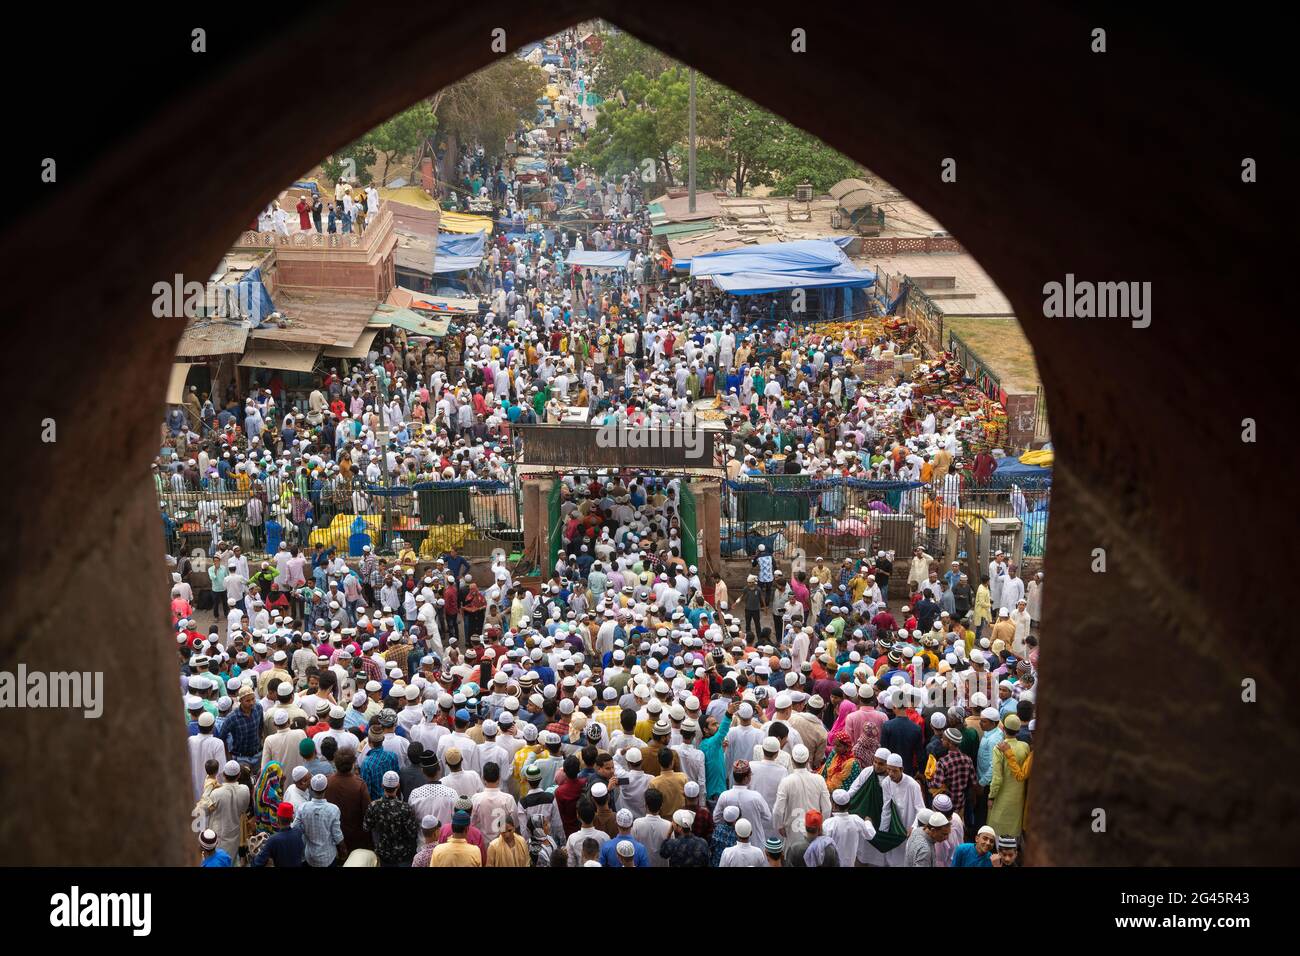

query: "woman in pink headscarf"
xmin=827 ymin=697 xmax=857 ymax=748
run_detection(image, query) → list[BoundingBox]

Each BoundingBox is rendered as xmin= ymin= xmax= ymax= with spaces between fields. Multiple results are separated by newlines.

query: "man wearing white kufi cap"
xmin=718 ymin=817 xmax=766 ymax=867
xmin=880 ymin=752 xmax=927 ymax=867
xmin=207 ymin=760 xmax=250 ymax=862
xmin=930 ymin=793 xmax=964 ymax=866
xmin=261 ymin=703 xmax=309 ymax=780
xmin=188 ymin=710 xmax=227 ymax=801
xmin=284 ymin=764 xmax=313 ymax=813
xmin=822 ymin=788 xmax=878 ymax=866
xmin=772 ymin=743 xmax=833 ymax=840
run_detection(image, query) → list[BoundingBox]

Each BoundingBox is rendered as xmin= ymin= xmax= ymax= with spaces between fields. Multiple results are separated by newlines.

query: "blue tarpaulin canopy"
xmin=690 ymin=239 xmax=875 ymax=295
xmin=436 ymin=231 xmax=486 ymax=257
xmin=564 ymin=250 xmax=631 ymax=269
xmin=430 ymin=255 xmax=482 ymax=274
xmin=711 ymin=269 xmax=876 ymax=294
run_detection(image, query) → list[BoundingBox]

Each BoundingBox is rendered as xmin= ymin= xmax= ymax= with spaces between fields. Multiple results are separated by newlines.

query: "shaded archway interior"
xmin=2 ymin=2 xmax=1291 ymax=864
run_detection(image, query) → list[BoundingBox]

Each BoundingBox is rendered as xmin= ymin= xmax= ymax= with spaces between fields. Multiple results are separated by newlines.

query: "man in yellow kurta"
xmin=987 ymin=714 xmax=1029 ymax=838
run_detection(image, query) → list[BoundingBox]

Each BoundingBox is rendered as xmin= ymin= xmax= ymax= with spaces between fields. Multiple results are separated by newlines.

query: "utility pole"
xmin=688 ymin=67 xmax=697 ymax=214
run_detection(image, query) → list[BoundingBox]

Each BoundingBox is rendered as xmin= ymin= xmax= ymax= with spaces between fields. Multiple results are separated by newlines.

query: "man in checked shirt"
xmin=929 ymin=727 xmax=976 ymax=821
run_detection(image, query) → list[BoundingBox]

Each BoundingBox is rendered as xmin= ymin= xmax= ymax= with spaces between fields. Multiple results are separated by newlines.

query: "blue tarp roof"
xmin=564 ymin=250 xmax=631 ymax=269
xmin=430 ymin=254 xmax=482 ymax=274
xmin=711 ymin=269 xmax=876 ymax=294
xmin=690 ymin=239 xmax=875 ymax=295
xmin=436 ymin=231 xmax=486 ymax=257
xmin=690 ymin=240 xmax=847 ymax=276
xmin=989 ymin=457 xmax=1053 ymax=488
xmin=994 ymin=457 xmax=1052 ymax=476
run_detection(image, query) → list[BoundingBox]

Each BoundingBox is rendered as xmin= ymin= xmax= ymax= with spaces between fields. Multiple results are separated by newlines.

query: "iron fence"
xmin=157 ymin=480 xmax=521 ymax=561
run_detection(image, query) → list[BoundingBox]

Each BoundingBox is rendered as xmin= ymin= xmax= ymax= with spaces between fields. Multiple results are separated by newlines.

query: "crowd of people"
xmin=172 ymin=28 xmax=1043 ymax=868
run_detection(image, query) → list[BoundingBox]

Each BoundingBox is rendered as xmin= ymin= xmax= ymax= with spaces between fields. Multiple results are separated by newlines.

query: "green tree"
xmin=432 ymin=58 xmax=547 ymax=156
xmin=765 ymin=126 xmax=864 ymax=194
xmin=322 ymin=137 xmax=377 ymax=187
xmin=369 ymin=102 xmax=437 ymax=186
xmin=587 ymin=32 xmax=672 ymax=100
xmin=696 ymin=79 xmax=783 ymax=196
xmin=573 ymin=67 xmax=689 ymax=186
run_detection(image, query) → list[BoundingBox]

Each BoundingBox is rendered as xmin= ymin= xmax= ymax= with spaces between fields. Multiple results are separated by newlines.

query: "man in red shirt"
xmin=296 ymin=196 xmax=312 ymax=230
xmin=553 ymin=755 xmax=586 ymax=836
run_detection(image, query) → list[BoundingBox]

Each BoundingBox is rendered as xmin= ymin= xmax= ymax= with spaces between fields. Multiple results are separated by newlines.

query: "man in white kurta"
xmin=771 ymin=746 xmax=833 ymax=839
xmin=208 ymin=762 xmax=251 ymax=861
xmin=1010 ymin=601 xmax=1032 ymax=656
xmin=261 ymin=712 xmax=308 ymax=780
xmin=823 ymin=790 xmax=878 ymax=866
xmin=714 ymin=765 xmax=776 ymax=846
xmin=748 ymin=742 xmax=788 ymax=812
xmin=880 ymin=756 xmax=926 ymax=867
xmin=719 ymin=819 xmax=767 ymax=866
xmin=188 ymin=716 xmax=228 ymax=801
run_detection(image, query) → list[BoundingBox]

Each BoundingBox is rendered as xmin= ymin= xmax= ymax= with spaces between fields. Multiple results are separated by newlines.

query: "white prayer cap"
xmin=223 ymin=760 xmax=241 ymax=778
xmin=762 ymin=736 xmax=780 ymax=754
xmin=684 ymin=781 xmax=700 ymax=798
xmin=886 ymin=753 xmax=904 ymax=768
xmin=722 ymin=804 xmax=741 ymax=823
xmin=198 ymin=712 xmax=215 ymax=728
xmin=291 ymin=766 xmax=309 ymax=782
xmin=980 ymin=707 xmax=1002 ymax=722
xmin=382 ymin=771 xmax=400 ymax=789
xmin=735 ymin=818 xmax=753 ymax=838
xmin=832 ymin=788 xmax=850 ymax=806
xmin=672 ymin=809 xmax=695 ymax=829
xmin=874 ymin=747 xmax=892 ymax=761
xmin=310 ymin=773 xmax=329 ymax=792
xmin=273 ymin=709 xmax=289 ymax=726
xmin=926 ymin=810 xmax=950 ymax=828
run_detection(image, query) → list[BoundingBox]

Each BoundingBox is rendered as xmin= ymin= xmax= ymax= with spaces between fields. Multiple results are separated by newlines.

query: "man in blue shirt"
xmin=879 ymin=689 xmax=923 ymax=776
xmin=598 ymin=809 xmax=650 ymax=866
xmin=199 ymin=829 xmax=233 ymax=867
xmin=252 ymin=803 xmax=306 ymax=867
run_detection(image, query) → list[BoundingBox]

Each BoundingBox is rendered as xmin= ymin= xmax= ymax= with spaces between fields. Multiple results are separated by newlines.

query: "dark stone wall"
xmin=1 ymin=3 xmax=1292 ymax=864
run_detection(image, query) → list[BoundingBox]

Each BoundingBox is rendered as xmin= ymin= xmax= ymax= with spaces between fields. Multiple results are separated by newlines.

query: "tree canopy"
xmin=432 ymin=57 xmax=547 ymax=155
xmin=578 ymin=37 xmax=864 ymax=195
